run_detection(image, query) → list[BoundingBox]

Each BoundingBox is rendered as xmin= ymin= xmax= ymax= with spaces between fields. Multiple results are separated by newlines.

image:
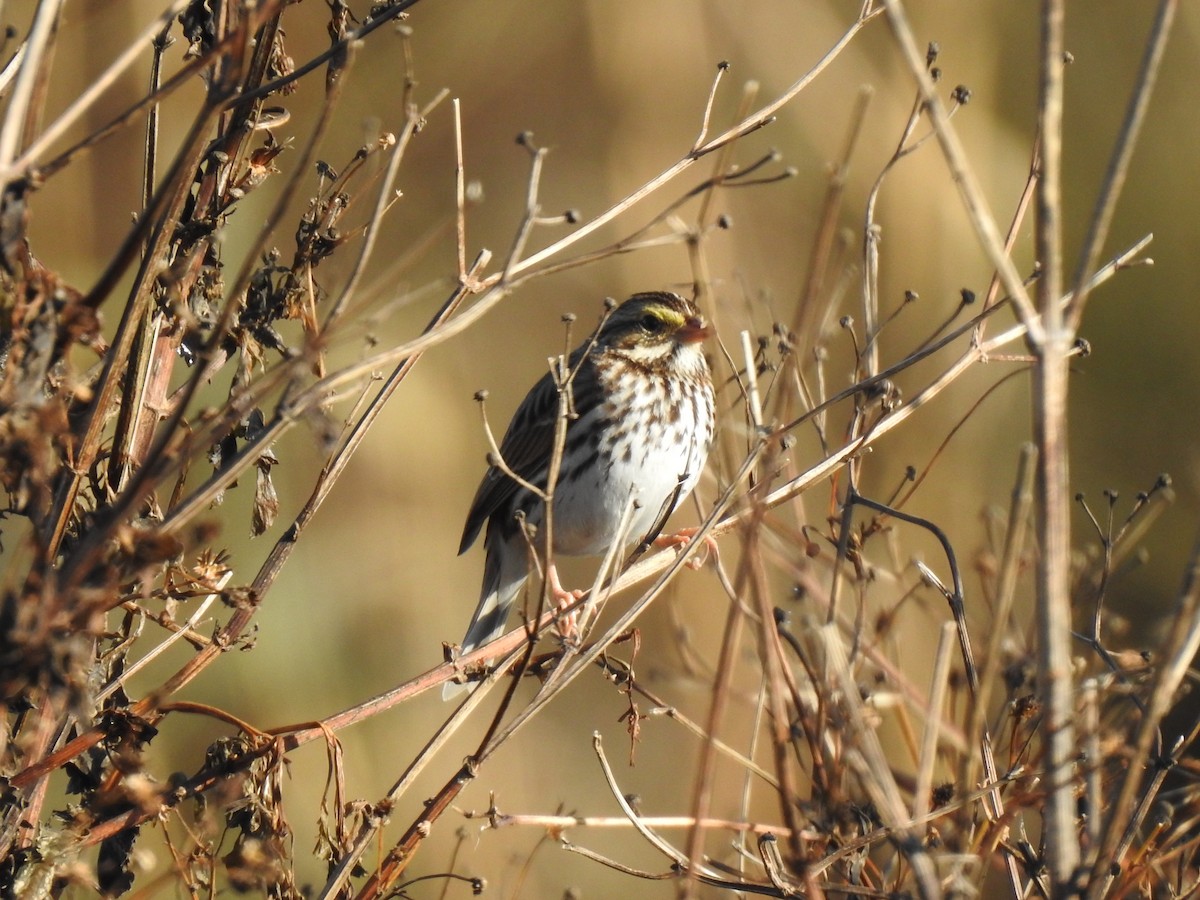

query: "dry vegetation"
xmin=0 ymin=1 xmax=1196 ymax=898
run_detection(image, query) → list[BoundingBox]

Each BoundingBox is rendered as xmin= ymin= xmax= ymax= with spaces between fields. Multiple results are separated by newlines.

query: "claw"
xmin=547 ymin=563 xmax=584 ymax=643
xmin=653 ymin=527 xmax=718 ymax=569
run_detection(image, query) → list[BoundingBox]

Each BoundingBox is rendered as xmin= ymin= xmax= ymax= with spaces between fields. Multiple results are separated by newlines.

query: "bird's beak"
xmin=677 ymin=315 xmax=711 ymax=345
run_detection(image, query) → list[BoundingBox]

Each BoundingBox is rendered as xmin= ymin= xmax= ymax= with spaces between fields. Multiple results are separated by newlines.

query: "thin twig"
xmin=881 ymin=0 xmax=1039 ymax=335
xmin=0 ymin=0 xmax=63 ymax=168
xmin=913 ymin=621 xmax=956 ymax=824
xmin=822 ymin=622 xmax=941 ymax=899
xmin=1087 ymin=532 xmax=1200 ymax=896
xmin=1065 ymin=0 xmax=1178 ymax=332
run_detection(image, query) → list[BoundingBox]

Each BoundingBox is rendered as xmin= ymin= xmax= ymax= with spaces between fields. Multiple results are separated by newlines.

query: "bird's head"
xmin=594 ymin=292 xmax=711 ymax=370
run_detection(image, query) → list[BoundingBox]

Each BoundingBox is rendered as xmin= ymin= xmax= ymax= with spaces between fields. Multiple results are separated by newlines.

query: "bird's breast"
xmin=547 ymin=364 xmax=713 ymax=557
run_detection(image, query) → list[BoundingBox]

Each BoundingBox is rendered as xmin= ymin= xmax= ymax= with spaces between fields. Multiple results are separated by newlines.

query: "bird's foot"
xmin=547 ymin=563 xmax=585 ymax=644
xmin=653 ymin=527 xmax=718 ymax=570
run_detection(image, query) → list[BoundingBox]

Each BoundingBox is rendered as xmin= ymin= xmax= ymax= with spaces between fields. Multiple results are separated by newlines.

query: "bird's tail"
xmin=443 ymin=534 xmax=528 ymax=700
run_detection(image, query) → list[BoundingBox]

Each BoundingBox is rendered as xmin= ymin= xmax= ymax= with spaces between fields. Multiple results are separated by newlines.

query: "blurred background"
xmin=16 ymin=0 xmax=1200 ymax=894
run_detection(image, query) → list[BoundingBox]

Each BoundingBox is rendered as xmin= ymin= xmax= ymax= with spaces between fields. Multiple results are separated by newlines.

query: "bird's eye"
xmin=639 ymin=313 xmax=664 ymax=334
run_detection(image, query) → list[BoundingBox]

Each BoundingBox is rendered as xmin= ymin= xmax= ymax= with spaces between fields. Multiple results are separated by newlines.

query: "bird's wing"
xmin=458 ymin=366 xmax=565 ymax=554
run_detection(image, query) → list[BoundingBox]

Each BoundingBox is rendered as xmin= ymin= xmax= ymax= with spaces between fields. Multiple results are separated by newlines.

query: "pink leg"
xmin=547 ymin=563 xmax=585 ymax=642
xmin=653 ymin=527 xmax=719 ymax=570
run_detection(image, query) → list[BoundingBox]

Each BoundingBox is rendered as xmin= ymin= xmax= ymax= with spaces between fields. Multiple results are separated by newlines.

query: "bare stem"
xmin=1031 ymin=0 xmax=1081 ymax=887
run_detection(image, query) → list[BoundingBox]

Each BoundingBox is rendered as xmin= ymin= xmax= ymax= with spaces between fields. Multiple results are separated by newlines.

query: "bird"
xmin=447 ymin=291 xmax=715 ymax=697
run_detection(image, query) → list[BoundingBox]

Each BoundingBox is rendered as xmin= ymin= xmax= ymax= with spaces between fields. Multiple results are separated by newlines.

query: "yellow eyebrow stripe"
xmin=648 ymin=306 xmax=686 ymax=327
